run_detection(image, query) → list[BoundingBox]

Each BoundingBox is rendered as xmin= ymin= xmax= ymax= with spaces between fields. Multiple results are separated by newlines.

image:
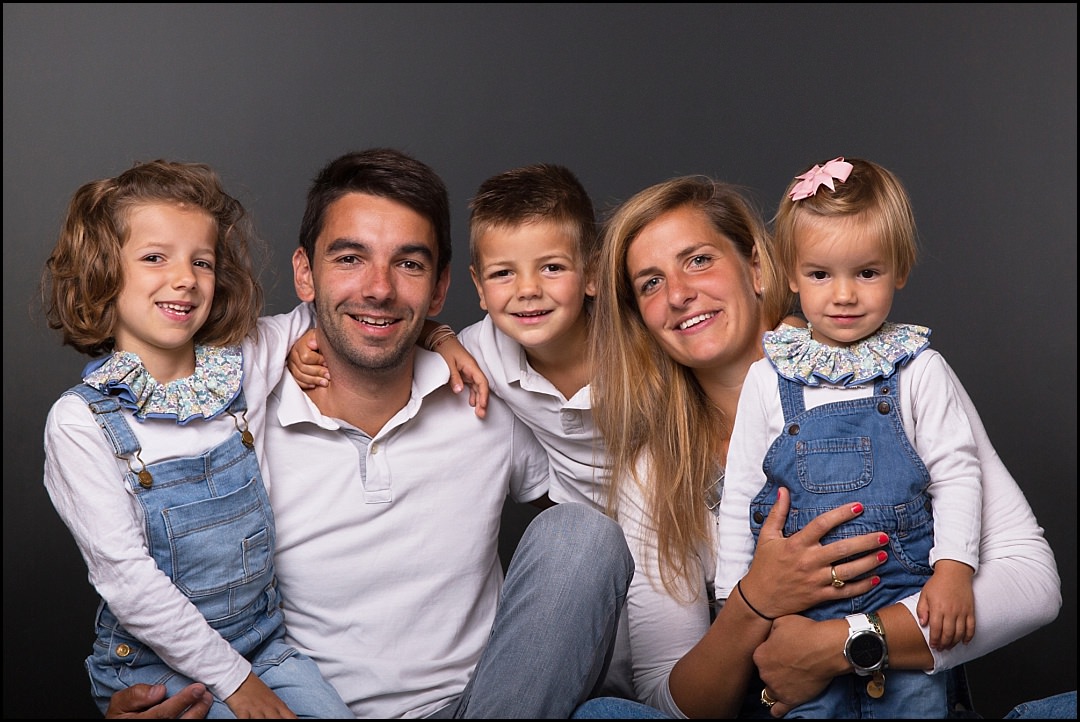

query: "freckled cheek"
xmin=635 ymin=297 xmax=663 ymax=334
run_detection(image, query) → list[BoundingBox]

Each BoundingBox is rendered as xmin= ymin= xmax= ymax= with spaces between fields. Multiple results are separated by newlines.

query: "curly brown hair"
xmin=42 ymin=159 xmax=264 ymax=357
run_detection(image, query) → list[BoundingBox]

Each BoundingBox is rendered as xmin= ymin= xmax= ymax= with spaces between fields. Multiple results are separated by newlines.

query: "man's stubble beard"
xmin=315 ymin=301 xmax=422 ymax=375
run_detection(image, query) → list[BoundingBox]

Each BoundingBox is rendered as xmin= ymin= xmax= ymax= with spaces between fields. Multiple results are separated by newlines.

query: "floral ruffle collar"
xmin=763 ymin=322 xmax=930 ymax=387
xmin=82 ymin=345 xmax=243 ymax=424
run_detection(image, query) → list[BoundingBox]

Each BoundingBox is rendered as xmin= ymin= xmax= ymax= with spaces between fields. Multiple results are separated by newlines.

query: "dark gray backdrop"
xmin=4 ymin=4 xmax=1075 ymax=718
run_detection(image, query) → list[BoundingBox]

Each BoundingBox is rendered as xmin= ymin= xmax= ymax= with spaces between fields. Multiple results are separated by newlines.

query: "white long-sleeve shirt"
xmin=617 ymin=357 xmax=1060 ymax=717
xmin=43 ymin=304 xmax=312 ymax=701
xmin=716 ymin=349 xmax=982 ymax=601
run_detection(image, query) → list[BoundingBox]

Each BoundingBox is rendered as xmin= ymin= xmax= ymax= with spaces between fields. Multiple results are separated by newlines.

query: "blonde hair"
xmin=42 ymin=159 xmax=264 ymax=357
xmin=773 ymin=157 xmax=919 ymax=285
xmin=590 ymin=176 xmax=787 ymax=598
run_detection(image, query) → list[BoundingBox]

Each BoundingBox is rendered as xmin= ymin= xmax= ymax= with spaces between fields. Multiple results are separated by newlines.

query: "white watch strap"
xmin=846 ymin=612 xmax=874 ymax=634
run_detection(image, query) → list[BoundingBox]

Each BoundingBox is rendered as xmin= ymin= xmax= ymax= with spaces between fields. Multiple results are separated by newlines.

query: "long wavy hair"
xmin=590 ymin=176 xmax=789 ymax=597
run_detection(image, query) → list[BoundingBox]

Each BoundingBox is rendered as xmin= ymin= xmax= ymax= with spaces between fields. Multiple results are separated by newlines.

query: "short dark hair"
xmin=298 ymin=148 xmax=452 ymax=274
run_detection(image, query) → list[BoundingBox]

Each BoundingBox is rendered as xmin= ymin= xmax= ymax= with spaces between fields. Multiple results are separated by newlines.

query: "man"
xmin=107 ymin=148 xmax=634 ymax=718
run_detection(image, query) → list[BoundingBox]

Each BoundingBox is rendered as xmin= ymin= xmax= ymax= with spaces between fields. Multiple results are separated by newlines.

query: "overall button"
xmin=877 ymin=401 xmax=891 ymax=415
xmin=753 ymin=511 xmax=765 ymax=524
xmin=116 ymin=643 xmax=133 ymax=657
xmin=788 ymin=424 xmax=800 ymax=435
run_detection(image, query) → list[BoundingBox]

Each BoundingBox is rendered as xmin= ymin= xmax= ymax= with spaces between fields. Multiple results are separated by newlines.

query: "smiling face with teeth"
xmin=469 ymin=219 xmax=595 ymax=360
xmin=625 ymin=205 xmax=767 ymax=384
xmin=112 ymin=202 xmax=217 ymax=383
xmin=294 ymin=192 xmax=449 ymax=378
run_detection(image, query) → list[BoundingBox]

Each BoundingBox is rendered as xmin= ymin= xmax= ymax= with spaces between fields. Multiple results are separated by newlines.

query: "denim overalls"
xmin=69 ymin=384 xmax=351 ymax=719
xmin=748 ymin=368 xmax=947 ymax=718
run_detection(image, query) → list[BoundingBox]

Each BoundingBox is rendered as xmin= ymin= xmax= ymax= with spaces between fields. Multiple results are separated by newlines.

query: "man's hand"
xmin=105 ymin=683 xmax=213 ymax=719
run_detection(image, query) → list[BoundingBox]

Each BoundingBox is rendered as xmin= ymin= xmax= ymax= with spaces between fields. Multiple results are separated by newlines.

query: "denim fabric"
xmin=427 ymin=503 xmax=634 ymax=719
xmin=1003 ymin=690 xmax=1077 ymax=719
xmin=571 ymin=697 xmax=672 ymax=718
xmin=788 ymin=670 xmax=946 ymax=718
xmin=563 ymin=673 xmax=1073 ymax=719
xmin=70 ymin=384 xmax=351 ymax=718
xmin=749 ymin=370 xmax=946 ymax=717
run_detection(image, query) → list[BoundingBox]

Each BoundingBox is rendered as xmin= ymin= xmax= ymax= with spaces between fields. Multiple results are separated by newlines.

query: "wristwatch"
xmin=844 ymin=612 xmax=888 ymax=676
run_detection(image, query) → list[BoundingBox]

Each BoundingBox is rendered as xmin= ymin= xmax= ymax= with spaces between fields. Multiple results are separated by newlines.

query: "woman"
xmin=587 ymin=176 xmax=1062 ymax=718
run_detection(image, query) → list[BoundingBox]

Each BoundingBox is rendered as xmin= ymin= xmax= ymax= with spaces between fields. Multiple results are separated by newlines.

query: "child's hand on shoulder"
xmin=287 ymin=329 xmax=329 ymax=390
xmin=432 ymin=332 xmax=490 ymax=419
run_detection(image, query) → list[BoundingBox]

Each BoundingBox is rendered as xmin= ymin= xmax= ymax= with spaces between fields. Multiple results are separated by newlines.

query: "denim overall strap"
xmin=64 ymin=384 xmax=141 ymax=459
xmin=776 ymin=371 xmax=807 ymax=419
xmin=749 ymin=369 xmax=945 ymax=717
xmin=750 ymin=367 xmax=934 ymax=618
xmin=62 ymin=383 xmax=251 ymax=467
xmin=72 ymin=384 xmax=283 ymax=665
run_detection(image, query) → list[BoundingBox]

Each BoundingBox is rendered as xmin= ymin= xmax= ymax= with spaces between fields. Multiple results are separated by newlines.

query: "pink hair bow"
xmin=788 ymin=157 xmax=854 ymax=201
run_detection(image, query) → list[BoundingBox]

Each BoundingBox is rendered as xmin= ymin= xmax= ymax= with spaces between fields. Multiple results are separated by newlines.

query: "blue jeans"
xmin=570 ymin=686 xmax=1075 ymax=716
xmin=1004 ymin=691 xmax=1077 ymax=719
xmin=572 ymin=697 xmax=672 ymax=718
xmin=570 ymin=691 xmax=1079 ymax=720
xmin=144 ymin=635 xmax=354 ymax=719
xmin=427 ymin=503 xmax=634 ymax=719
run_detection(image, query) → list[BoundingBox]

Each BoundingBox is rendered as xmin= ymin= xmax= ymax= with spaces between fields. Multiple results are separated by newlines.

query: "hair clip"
xmin=788 ymin=157 xmax=854 ymax=201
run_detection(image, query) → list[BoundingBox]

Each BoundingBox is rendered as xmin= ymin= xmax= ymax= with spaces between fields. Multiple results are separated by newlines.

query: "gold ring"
xmin=760 ymin=687 xmax=777 ymax=709
xmin=831 ymin=566 xmax=845 ymax=588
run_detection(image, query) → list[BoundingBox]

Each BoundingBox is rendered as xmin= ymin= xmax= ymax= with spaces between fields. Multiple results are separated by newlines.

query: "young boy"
xmin=448 ymin=163 xmax=604 ymax=507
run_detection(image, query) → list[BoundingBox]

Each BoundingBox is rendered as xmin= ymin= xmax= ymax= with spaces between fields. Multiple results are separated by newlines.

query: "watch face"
xmin=849 ymin=632 xmax=885 ymax=668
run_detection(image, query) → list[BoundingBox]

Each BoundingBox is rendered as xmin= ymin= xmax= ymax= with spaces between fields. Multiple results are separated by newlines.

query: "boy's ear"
xmin=895 ymin=272 xmax=909 ymax=290
xmin=293 ymin=247 xmax=315 ymax=302
xmin=469 ymin=265 xmax=488 ymax=312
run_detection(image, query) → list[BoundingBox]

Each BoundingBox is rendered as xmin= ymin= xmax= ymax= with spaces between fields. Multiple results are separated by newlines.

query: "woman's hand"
xmin=739 ymin=487 xmax=890 ymax=621
xmin=741 ymin=488 xmax=892 ymax=716
xmin=755 ymin=615 xmax=849 ymax=717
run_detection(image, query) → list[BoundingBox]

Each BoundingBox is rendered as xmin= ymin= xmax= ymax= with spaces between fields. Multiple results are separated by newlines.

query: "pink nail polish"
xmin=878 ymin=534 xmax=889 ymax=545
xmin=851 ymin=503 xmax=864 ymax=514
xmin=871 ymin=576 xmax=881 ymax=586
xmin=877 ymin=551 xmax=888 ymax=562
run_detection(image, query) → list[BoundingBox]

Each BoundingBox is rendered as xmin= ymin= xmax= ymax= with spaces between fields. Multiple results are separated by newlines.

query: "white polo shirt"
xmin=459 ymin=314 xmax=607 ymax=508
xmin=264 ymin=348 xmax=551 ymax=719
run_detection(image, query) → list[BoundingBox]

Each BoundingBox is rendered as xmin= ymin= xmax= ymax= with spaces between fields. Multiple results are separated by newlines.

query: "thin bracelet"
xmin=424 ymin=323 xmax=452 ymax=349
xmin=424 ymin=324 xmax=456 ymax=351
xmin=736 ymin=578 xmax=775 ymax=621
xmin=430 ymin=330 xmax=457 ymax=350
